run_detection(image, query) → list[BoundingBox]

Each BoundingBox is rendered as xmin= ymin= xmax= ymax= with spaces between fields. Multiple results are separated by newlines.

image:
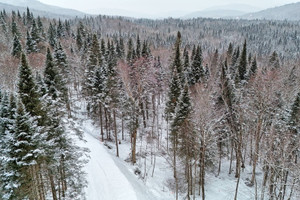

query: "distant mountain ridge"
xmin=242 ymin=2 xmax=300 ymax=21
xmin=182 ymin=4 xmax=261 ymax=19
xmin=0 ymin=0 xmax=87 ymax=18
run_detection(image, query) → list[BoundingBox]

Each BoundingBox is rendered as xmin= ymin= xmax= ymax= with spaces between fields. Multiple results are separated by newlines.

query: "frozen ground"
xmin=74 ymin=114 xmax=298 ymax=200
xmin=77 ymin=119 xmax=167 ymax=200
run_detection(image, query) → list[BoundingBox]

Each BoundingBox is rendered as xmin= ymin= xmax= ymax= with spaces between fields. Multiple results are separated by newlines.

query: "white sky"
xmin=39 ymin=0 xmax=300 ymax=15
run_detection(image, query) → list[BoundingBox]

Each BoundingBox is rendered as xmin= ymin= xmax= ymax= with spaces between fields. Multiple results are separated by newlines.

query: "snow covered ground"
xmin=77 ymin=119 xmax=169 ymax=200
xmin=74 ymin=110 xmax=298 ymax=200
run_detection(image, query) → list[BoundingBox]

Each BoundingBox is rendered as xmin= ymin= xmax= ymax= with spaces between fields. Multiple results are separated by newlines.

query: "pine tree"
xmin=11 ymin=19 xmax=20 ymax=37
xmin=165 ymin=69 xmax=181 ymax=121
xmin=238 ymin=40 xmax=247 ymax=82
xmin=12 ymin=35 xmax=22 ymax=58
xmin=48 ymin=22 xmax=56 ymax=48
xmin=37 ymin=16 xmax=45 ymax=40
xmin=183 ymin=47 xmax=191 ymax=83
xmin=30 ymin=19 xmax=40 ymax=45
xmin=136 ymin=35 xmax=141 ymax=58
xmin=231 ymin=46 xmax=240 ymax=66
xmin=269 ymin=51 xmax=280 ymax=69
xmin=8 ymin=99 xmax=39 ymax=200
xmin=83 ymin=34 xmax=101 ymax=99
xmin=141 ymin=40 xmax=150 ymax=57
xmin=25 ymin=31 xmax=37 ymax=54
xmin=18 ymin=53 xmax=43 ymax=121
xmin=76 ymin=27 xmax=83 ymax=50
xmin=173 ymin=32 xmax=183 ymax=81
xmin=127 ymin=38 xmax=134 ymax=63
xmin=26 ymin=7 xmax=32 ymax=25
xmin=190 ymin=45 xmax=203 ymax=85
xmin=57 ymin=19 xmax=65 ymax=38
xmin=249 ymin=56 xmax=257 ymax=77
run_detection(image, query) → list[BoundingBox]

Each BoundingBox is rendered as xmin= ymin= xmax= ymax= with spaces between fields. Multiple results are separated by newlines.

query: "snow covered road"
xmin=78 ymin=121 xmax=157 ymax=200
xmin=79 ymin=131 xmax=138 ymax=200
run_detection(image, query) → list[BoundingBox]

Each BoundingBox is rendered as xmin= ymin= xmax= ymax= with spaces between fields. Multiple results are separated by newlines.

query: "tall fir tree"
xmin=238 ymin=39 xmax=247 ymax=82
xmin=12 ymin=35 xmax=22 ymax=58
xmin=190 ymin=45 xmax=203 ymax=85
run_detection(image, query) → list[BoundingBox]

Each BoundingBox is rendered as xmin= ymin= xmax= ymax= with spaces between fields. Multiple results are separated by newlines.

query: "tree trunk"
xmin=100 ymin=103 xmax=104 ymax=142
xmin=113 ymin=109 xmax=119 ymax=157
xmin=48 ymin=169 xmax=58 ymax=200
xmin=105 ymin=107 xmax=108 ymax=140
xmin=131 ymin=116 xmax=138 ymax=164
xmin=173 ymin=140 xmax=178 ymax=200
xmin=251 ymin=116 xmax=262 ymax=185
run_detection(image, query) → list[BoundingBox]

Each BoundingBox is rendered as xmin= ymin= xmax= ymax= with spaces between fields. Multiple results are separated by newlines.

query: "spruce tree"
xmin=190 ymin=45 xmax=204 ymax=85
xmin=249 ymin=56 xmax=257 ymax=77
xmin=57 ymin=19 xmax=65 ymax=38
xmin=12 ymin=35 xmax=22 ymax=58
xmin=11 ymin=19 xmax=20 ymax=37
xmin=136 ymin=35 xmax=141 ymax=58
xmin=269 ymin=51 xmax=280 ymax=69
xmin=127 ymin=38 xmax=134 ymax=63
xmin=8 ymin=99 xmax=39 ymax=200
xmin=165 ymin=69 xmax=181 ymax=121
xmin=18 ymin=53 xmax=43 ymax=121
xmin=48 ymin=22 xmax=56 ymax=48
xmin=238 ymin=40 xmax=247 ymax=82
xmin=30 ymin=19 xmax=40 ymax=45
xmin=25 ymin=31 xmax=37 ymax=54
xmin=76 ymin=27 xmax=83 ymax=50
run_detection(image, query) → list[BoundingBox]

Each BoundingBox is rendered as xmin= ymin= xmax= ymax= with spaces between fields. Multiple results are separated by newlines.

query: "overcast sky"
xmin=39 ymin=0 xmax=300 ymax=15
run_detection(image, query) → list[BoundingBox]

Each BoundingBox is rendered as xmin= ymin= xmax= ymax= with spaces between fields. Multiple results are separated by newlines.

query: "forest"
xmin=0 ymin=7 xmax=299 ymax=200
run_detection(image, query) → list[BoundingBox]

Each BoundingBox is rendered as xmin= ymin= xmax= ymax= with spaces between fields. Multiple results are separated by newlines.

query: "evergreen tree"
xmin=141 ymin=40 xmax=150 ymax=57
xmin=172 ymin=31 xmax=184 ymax=86
xmin=12 ymin=35 xmax=22 ymax=58
xmin=136 ymin=35 xmax=141 ymax=58
xmin=165 ymin=69 xmax=181 ymax=120
xmin=26 ymin=7 xmax=32 ymax=25
xmin=190 ymin=45 xmax=203 ymax=85
xmin=249 ymin=56 xmax=257 ymax=77
xmin=238 ymin=40 xmax=247 ymax=82
xmin=227 ymin=42 xmax=233 ymax=59
xmin=18 ymin=53 xmax=43 ymax=121
xmin=83 ymin=34 xmax=101 ymax=99
xmin=269 ymin=51 xmax=280 ymax=69
xmin=7 ymin=99 xmax=39 ymax=200
xmin=76 ymin=26 xmax=83 ymax=50
xmin=37 ymin=16 xmax=45 ymax=40
xmin=25 ymin=31 xmax=37 ymax=54
xmin=48 ymin=22 xmax=56 ymax=48
xmin=57 ymin=19 xmax=65 ymax=38
xmin=183 ymin=47 xmax=191 ymax=83
xmin=117 ymin=37 xmax=125 ymax=58
xmin=231 ymin=46 xmax=240 ymax=66
xmin=30 ymin=19 xmax=40 ymax=45
xmin=11 ymin=19 xmax=20 ymax=37
xmin=127 ymin=38 xmax=134 ymax=63
xmin=54 ymin=42 xmax=69 ymax=80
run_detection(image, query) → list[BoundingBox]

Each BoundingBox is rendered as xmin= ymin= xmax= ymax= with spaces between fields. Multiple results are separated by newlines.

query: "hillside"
xmin=242 ymin=2 xmax=300 ymax=21
xmin=183 ymin=9 xmax=246 ymax=19
xmin=0 ymin=0 xmax=87 ymax=18
xmin=182 ymin=4 xmax=260 ymax=19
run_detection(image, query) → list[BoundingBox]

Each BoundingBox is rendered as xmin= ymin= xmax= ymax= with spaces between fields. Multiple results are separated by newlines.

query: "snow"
xmin=78 ymin=120 xmax=159 ymax=200
xmin=74 ymin=110 xmax=298 ymax=200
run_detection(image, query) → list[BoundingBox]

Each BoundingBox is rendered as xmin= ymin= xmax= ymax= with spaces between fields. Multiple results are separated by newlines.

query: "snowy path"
xmin=78 ymin=121 xmax=157 ymax=200
xmin=79 ymin=128 xmax=137 ymax=200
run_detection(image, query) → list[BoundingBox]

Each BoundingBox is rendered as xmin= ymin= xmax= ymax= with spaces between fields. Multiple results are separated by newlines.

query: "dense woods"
xmin=0 ymin=7 xmax=299 ymax=200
